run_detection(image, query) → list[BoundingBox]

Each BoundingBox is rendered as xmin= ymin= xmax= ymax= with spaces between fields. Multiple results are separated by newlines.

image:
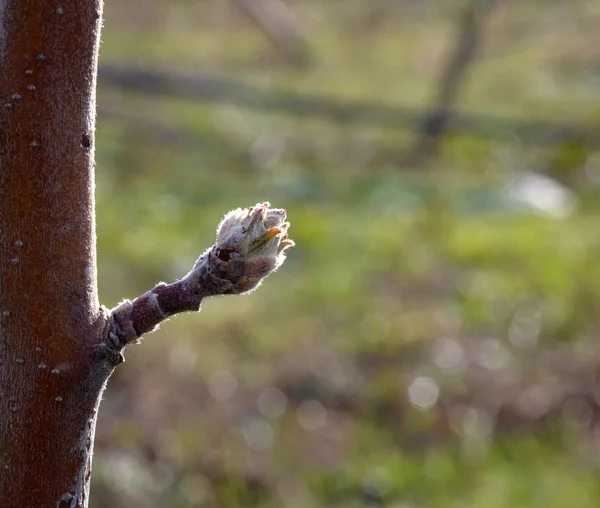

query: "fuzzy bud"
xmin=210 ymin=202 xmax=294 ymax=294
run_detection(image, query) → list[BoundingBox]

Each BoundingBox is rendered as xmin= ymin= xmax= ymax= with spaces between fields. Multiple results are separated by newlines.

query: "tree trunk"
xmin=0 ymin=3 xmax=293 ymax=506
xmin=0 ymin=0 xmax=106 ymax=506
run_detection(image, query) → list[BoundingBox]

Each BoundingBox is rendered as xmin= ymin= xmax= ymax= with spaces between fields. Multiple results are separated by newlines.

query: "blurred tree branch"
xmin=234 ymin=0 xmax=312 ymax=67
xmin=406 ymin=0 xmax=497 ymax=166
xmin=98 ymin=63 xmax=600 ymax=147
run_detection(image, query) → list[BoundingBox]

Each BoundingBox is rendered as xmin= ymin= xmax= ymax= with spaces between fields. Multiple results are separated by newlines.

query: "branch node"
xmin=111 ymin=299 xmax=136 ymax=344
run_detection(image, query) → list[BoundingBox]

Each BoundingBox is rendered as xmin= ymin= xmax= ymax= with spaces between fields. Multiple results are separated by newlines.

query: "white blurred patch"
xmin=432 ymin=337 xmax=466 ymax=372
xmin=243 ymin=419 xmax=275 ymax=451
xmin=476 ymin=338 xmax=511 ymax=371
xmin=408 ymin=377 xmax=439 ymax=410
xmin=258 ymin=388 xmax=288 ymax=418
xmin=504 ymin=172 xmax=576 ymax=218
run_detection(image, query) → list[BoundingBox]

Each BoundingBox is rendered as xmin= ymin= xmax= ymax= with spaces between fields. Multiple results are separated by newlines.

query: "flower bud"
xmin=213 ymin=202 xmax=294 ymax=294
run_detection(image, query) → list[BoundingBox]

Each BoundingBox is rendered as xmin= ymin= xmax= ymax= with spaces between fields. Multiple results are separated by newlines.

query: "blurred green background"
xmin=92 ymin=1 xmax=600 ymax=506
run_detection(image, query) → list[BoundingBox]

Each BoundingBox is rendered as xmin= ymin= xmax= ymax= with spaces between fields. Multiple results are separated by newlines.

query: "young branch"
xmin=104 ymin=202 xmax=293 ymax=352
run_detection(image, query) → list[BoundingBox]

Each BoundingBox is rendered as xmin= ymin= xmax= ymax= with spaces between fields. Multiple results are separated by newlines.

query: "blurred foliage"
xmin=92 ymin=1 xmax=600 ymax=507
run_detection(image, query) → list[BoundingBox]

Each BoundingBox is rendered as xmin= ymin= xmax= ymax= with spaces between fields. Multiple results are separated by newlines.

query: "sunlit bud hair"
xmin=213 ymin=202 xmax=294 ymax=294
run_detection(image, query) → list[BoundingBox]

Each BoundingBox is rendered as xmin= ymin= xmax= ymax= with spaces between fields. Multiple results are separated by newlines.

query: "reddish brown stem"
xmin=106 ymin=246 xmax=245 ymax=350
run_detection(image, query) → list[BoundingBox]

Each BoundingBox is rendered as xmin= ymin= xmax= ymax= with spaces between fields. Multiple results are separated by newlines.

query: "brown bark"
xmin=0 ymin=1 xmax=105 ymax=506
